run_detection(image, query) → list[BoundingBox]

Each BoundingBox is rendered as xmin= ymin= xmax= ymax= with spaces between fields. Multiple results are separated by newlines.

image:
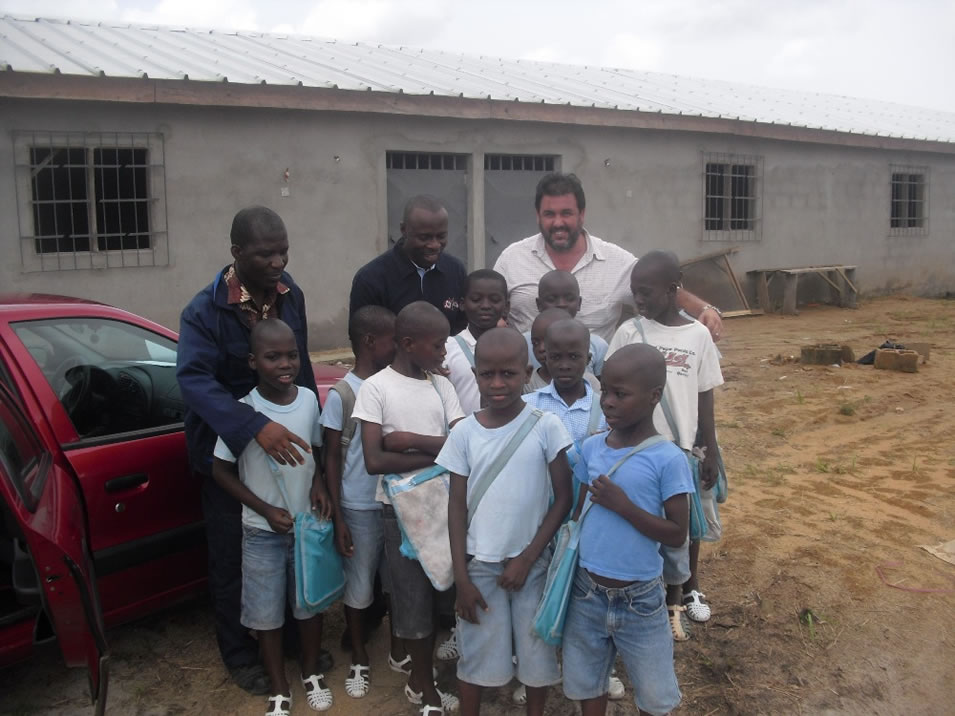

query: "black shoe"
xmin=229 ymin=664 xmax=271 ymax=695
xmin=317 ymin=647 xmax=333 ymax=674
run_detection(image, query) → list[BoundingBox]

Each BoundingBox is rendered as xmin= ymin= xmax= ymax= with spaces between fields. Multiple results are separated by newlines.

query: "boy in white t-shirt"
xmin=606 ymin=250 xmax=724 ymax=639
xmin=443 ymin=269 xmax=509 ymax=415
xmin=212 ymin=319 xmax=332 ymax=716
xmin=353 ymin=301 xmax=465 ymax=716
xmin=438 ymin=327 xmax=572 ymax=716
xmin=322 ymin=305 xmax=399 ymax=699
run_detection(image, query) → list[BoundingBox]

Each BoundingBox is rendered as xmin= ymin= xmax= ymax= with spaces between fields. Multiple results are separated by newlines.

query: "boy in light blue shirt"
xmin=562 ymin=344 xmax=693 ymax=716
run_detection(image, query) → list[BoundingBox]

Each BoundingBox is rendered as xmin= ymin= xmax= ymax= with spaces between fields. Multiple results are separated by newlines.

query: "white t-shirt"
xmin=444 ymin=328 xmax=480 ymax=415
xmin=213 ymin=387 xmax=323 ymax=531
xmin=494 ymin=232 xmax=637 ymax=342
xmin=606 ymin=318 xmax=724 ymax=450
xmin=436 ymin=404 xmax=571 ymax=562
xmin=320 ymin=372 xmax=379 ymax=511
xmin=352 ymin=366 xmax=465 ymax=504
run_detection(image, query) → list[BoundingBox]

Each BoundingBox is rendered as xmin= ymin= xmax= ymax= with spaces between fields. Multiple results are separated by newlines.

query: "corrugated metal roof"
xmin=2 ymin=14 xmax=953 ymax=143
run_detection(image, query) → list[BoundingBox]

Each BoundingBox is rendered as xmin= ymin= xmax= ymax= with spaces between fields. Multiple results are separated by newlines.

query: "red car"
xmin=0 ymin=294 xmax=346 ymax=714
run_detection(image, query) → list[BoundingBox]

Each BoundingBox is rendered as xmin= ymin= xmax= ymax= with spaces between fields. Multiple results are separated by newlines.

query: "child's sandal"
xmin=420 ymin=706 xmax=444 ymax=716
xmin=683 ymin=589 xmax=712 ymax=622
xmin=266 ymin=694 xmax=292 ymax=716
xmin=302 ymin=673 xmax=333 ymax=711
xmin=405 ymin=682 xmax=460 ymax=712
xmin=345 ymin=663 xmax=370 ymax=698
xmin=668 ymin=605 xmax=691 ymax=641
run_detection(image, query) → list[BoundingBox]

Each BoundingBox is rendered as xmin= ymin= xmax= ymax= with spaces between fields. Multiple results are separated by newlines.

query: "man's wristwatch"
xmin=700 ymin=304 xmax=722 ymax=317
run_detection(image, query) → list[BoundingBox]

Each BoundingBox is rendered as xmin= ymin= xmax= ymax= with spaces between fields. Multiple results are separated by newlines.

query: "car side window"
xmin=0 ymin=394 xmax=45 ymax=511
xmin=11 ymin=318 xmax=184 ymax=440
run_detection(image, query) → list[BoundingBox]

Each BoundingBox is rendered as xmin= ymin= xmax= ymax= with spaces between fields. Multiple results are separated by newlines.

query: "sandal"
xmin=608 ymin=674 xmax=626 ymax=700
xmin=405 ymin=682 xmax=460 ymax=712
xmin=266 ymin=694 xmax=291 ymax=716
xmin=435 ymin=628 xmax=459 ymax=661
xmin=388 ymin=653 xmax=412 ymax=674
xmin=683 ymin=590 xmax=712 ymax=622
xmin=420 ymin=707 xmax=444 ymax=716
xmin=668 ymin=605 xmax=691 ymax=641
xmin=301 ymin=673 xmax=333 ymax=711
xmin=345 ymin=663 xmax=370 ymax=698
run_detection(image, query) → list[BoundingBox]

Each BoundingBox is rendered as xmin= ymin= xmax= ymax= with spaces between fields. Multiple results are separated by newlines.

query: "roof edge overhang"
xmin=2 ymin=71 xmax=953 ymax=155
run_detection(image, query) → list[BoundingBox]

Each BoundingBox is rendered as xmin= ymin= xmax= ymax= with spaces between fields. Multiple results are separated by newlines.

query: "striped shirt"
xmin=493 ymin=232 xmax=637 ymax=342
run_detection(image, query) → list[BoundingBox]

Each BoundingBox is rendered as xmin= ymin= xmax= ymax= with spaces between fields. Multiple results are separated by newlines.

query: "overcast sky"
xmin=2 ymin=0 xmax=953 ymax=113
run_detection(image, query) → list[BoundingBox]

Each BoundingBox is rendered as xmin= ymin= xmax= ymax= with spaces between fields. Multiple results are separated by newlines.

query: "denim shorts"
xmin=456 ymin=550 xmax=560 ymax=688
xmin=381 ymin=506 xmax=436 ymax=639
xmin=661 ymin=535 xmax=691 ymax=586
xmin=562 ymin=567 xmax=681 ymax=715
xmin=240 ymin=525 xmax=313 ymax=630
xmin=341 ymin=507 xmax=387 ymax=609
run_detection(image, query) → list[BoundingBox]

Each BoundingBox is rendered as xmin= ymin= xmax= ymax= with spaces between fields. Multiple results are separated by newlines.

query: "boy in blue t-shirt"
xmin=322 ymin=305 xmax=400 ymax=699
xmin=212 ymin=319 xmax=333 ymax=716
xmin=562 ymin=344 xmax=694 ymax=716
xmin=438 ymin=327 xmax=573 ymax=716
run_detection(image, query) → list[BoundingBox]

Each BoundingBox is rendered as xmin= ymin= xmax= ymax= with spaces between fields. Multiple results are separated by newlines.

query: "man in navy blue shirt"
xmin=177 ymin=206 xmax=327 ymax=695
xmin=350 ymin=195 xmax=468 ymax=335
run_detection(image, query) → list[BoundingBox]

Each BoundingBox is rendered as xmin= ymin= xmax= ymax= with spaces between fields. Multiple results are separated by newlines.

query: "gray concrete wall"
xmin=1 ymin=97 xmax=953 ymax=347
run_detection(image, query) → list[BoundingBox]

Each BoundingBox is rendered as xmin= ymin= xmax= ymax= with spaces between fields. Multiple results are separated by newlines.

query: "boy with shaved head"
xmin=606 ymin=250 xmax=724 ymax=639
xmin=437 ymin=327 xmax=573 ymax=716
xmin=352 ymin=301 xmax=465 ymax=715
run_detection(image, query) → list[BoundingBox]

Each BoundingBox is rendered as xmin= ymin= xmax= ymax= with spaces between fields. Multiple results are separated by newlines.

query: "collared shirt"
xmin=493 ymin=231 xmax=638 ymax=343
xmin=223 ymin=264 xmax=290 ymax=327
xmin=523 ymin=380 xmax=606 ymax=444
xmin=350 ymin=242 xmax=468 ymax=334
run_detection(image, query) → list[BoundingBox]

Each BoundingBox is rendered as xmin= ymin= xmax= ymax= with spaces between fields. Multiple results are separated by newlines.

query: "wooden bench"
xmin=747 ymin=265 xmax=857 ymax=315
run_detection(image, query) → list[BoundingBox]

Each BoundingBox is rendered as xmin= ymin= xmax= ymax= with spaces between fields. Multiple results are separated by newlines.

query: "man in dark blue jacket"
xmin=177 ymin=206 xmax=321 ymax=694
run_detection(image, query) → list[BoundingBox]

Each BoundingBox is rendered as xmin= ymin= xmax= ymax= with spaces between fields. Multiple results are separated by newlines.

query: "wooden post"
xmin=756 ymin=271 xmax=772 ymax=313
xmin=844 ymin=268 xmax=858 ymax=308
xmin=828 ymin=270 xmax=844 ymax=307
xmin=782 ymin=273 xmax=799 ymax=315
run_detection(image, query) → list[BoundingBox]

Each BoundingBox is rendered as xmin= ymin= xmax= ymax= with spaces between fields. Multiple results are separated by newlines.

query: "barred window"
xmin=890 ymin=167 xmax=928 ymax=236
xmin=14 ymin=132 xmax=168 ymax=271
xmin=702 ymin=153 xmax=762 ymax=241
xmin=484 ymin=154 xmax=556 ymax=172
xmin=386 ymin=152 xmax=467 ymax=170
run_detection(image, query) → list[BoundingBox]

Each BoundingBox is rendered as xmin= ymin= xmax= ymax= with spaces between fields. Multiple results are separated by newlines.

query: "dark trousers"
xmin=200 ymin=473 xmax=260 ymax=670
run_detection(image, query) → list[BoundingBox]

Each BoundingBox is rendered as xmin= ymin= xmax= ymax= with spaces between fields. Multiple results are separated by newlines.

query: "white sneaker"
xmin=435 ymin=628 xmax=459 ymax=661
xmin=608 ymin=675 xmax=625 ymax=700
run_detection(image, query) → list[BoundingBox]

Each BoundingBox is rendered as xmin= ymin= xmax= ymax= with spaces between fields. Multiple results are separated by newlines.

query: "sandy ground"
xmin=3 ymin=295 xmax=954 ymax=716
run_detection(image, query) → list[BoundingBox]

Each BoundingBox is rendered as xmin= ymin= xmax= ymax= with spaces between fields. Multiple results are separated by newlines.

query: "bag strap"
xmin=329 ymin=379 xmax=358 ymax=447
xmin=578 ymin=434 xmax=669 ymax=525
xmin=586 ymin=386 xmax=602 ymax=436
xmin=454 ymin=335 xmax=475 ymax=367
xmin=466 ymin=409 xmax=544 ymax=527
xmin=428 ymin=373 xmax=450 ymax=430
xmin=248 ymin=390 xmax=298 ymax=516
xmin=630 ymin=318 xmax=682 ymax=446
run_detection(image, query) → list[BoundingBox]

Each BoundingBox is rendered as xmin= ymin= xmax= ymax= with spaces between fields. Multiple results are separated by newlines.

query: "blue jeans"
xmin=562 ymin=567 xmax=681 ymax=715
xmin=340 ymin=507 xmax=386 ymax=609
xmin=240 ymin=525 xmax=313 ymax=630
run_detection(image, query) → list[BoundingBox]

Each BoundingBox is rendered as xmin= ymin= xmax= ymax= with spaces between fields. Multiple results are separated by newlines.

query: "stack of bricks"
xmin=873 ymin=349 xmax=919 ymax=373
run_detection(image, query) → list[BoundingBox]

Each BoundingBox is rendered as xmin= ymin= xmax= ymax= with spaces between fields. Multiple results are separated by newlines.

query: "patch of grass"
xmin=828 ymin=511 xmax=842 ymax=522
xmin=815 ymin=458 xmax=831 ymax=474
xmin=912 ymin=456 xmax=921 ymax=474
xmin=722 ymin=420 xmax=741 ymax=429
xmin=838 ymin=402 xmax=856 ymax=416
xmin=795 ymin=388 xmax=805 ymax=404
xmin=771 ymin=426 xmax=787 ymax=437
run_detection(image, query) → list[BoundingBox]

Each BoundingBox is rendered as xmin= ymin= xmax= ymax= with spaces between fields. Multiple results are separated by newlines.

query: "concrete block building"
xmin=1 ymin=16 xmax=953 ymax=346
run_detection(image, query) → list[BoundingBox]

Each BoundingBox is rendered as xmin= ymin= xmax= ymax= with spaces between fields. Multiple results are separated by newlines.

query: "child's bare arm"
xmin=499 ymin=449 xmax=573 ymax=591
xmin=449 ymin=474 xmax=487 ymax=623
xmin=587 ymin=477 xmax=688 ymax=547
xmin=361 ymin=422 xmax=437 ymax=475
xmin=211 ymin=456 xmax=293 ymax=533
xmin=323 ymin=427 xmax=353 ymax=556
xmin=698 ymin=389 xmax=719 ymax=490
xmin=309 ymin=446 xmax=331 ymax=519
xmin=382 ymin=431 xmax=447 ymax=456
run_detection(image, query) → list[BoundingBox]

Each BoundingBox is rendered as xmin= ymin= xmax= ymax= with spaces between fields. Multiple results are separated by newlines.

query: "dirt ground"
xmin=3 ymin=295 xmax=954 ymax=716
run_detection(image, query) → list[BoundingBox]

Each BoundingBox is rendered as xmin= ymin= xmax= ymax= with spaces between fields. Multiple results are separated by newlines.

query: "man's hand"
xmin=587 ymin=475 xmax=632 ymax=516
xmin=333 ymin=514 xmax=354 ymax=557
xmin=310 ymin=480 xmax=332 ymax=520
xmin=264 ymin=505 xmax=294 ymax=534
xmin=455 ymin=579 xmax=488 ymax=624
xmin=256 ymin=421 xmax=311 ymax=466
xmin=698 ymin=307 xmax=723 ymax=342
xmin=498 ymin=554 xmax=532 ymax=592
xmin=700 ymin=451 xmax=719 ymax=491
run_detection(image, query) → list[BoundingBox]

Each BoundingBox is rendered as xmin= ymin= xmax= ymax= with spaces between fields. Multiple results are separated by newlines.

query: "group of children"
xmin=214 ymin=250 xmax=724 ymax=716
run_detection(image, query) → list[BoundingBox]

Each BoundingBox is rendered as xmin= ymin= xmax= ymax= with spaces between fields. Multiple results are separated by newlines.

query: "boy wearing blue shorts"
xmin=323 ymin=305 xmax=401 ymax=698
xmin=562 ymin=344 xmax=694 ymax=716
xmin=212 ymin=319 xmax=332 ymax=716
xmin=438 ymin=328 xmax=573 ymax=716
